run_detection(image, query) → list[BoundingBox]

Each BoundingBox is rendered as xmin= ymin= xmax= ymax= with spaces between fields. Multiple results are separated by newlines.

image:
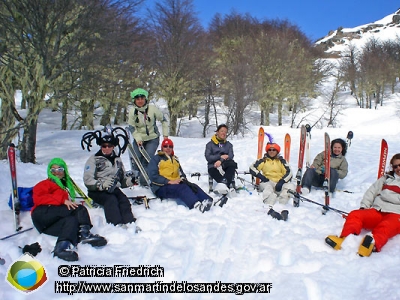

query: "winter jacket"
xmin=148 ymin=151 xmax=186 ymax=194
xmin=32 ymin=179 xmax=70 ymax=213
xmin=360 ymin=174 xmax=400 ymax=214
xmin=205 ymin=135 xmax=234 ymax=169
xmin=83 ymin=150 xmax=131 ymax=192
xmin=311 ymin=151 xmax=348 ymax=179
xmin=249 ymin=154 xmax=292 ymax=183
xmin=128 ymin=102 xmax=169 ymax=143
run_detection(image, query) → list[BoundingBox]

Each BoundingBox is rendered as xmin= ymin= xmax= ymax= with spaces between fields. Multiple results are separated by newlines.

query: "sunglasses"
xmin=101 ymin=144 xmax=114 ymax=148
xmin=50 ymin=167 xmax=65 ymax=173
xmin=393 ymin=164 xmax=400 ymax=169
xmin=268 ymin=149 xmax=277 ymax=152
xmin=163 ymin=145 xmax=173 ymax=149
xmin=134 ymin=94 xmax=146 ymax=99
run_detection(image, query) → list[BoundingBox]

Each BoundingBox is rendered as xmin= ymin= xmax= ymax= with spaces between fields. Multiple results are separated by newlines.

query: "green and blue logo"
xmin=6 ymin=253 xmax=47 ymax=293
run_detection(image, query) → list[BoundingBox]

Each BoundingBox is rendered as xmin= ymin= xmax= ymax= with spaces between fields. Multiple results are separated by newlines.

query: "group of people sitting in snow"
xmin=30 ymin=88 xmax=400 ymax=261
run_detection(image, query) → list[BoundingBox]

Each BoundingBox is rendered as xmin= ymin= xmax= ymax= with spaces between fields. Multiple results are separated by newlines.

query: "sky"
xmin=2 ymin=22 xmax=400 ymax=300
xmin=143 ymin=0 xmax=399 ymax=41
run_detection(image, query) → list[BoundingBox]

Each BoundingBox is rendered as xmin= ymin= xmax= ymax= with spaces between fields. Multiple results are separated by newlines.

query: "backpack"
xmin=8 ymin=187 xmax=34 ymax=211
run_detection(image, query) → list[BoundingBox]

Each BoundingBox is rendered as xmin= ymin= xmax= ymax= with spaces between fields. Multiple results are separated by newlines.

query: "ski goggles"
xmin=50 ymin=167 xmax=65 ymax=173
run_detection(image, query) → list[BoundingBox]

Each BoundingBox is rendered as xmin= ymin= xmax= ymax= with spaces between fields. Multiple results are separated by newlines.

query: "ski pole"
xmin=0 ymin=227 xmax=34 ymax=241
xmin=288 ymin=190 xmax=348 ymax=217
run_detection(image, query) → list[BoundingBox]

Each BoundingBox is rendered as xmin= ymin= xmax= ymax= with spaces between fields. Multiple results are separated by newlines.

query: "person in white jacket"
xmin=128 ymin=88 xmax=169 ymax=185
xmin=325 ymin=153 xmax=400 ymax=257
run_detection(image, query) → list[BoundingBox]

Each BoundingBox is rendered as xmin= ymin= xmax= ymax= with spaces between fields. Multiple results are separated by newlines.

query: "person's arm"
xmin=148 ymin=155 xmax=170 ymax=186
xmin=33 ymin=180 xmax=68 ymax=206
xmin=205 ymin=142 xmax=221 ymax=164
xmin=336 ymin=157 xmax=348 ymax=179
xmin=360 ymin=177 xmax=385 ymax=208
xmin=154 ymin=106 xmax=169 ymax=138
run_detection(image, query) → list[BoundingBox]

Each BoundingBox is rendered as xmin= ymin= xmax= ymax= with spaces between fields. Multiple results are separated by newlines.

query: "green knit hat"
xmin=130 ymin=88 xmax=148 ymax=100
xmin=47 ymin=158 xmax=76 ymax=200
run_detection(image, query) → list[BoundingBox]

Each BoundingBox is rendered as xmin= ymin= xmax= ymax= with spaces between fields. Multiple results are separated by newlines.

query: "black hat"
xmin=97 ymin=135 xmax=117 ymax=146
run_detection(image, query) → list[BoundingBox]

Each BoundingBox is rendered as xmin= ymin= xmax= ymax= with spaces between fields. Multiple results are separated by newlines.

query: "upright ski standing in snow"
xmin=346 ymin=131 xmax=354 ymax=149
xmin=8 ymin=143 xmax=22 ymax=231
xmin=255 ymin=127 xmax=265 ymax=186
xmin=377 ymin=139 xmax=388 ymax=179
xmin=295 ymin=126 xmax=307 ymax=192
xmin=305 ymin=124 xmax=311 ymax=168
xmin=284 ymin=133 xmax=291 ymax=162
xmin=322 ymin=132 xmax=331 ymax=214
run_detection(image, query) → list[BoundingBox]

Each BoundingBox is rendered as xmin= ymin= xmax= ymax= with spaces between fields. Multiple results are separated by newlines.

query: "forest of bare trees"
xmin=1 ymin=0 xmax=400 ymax=162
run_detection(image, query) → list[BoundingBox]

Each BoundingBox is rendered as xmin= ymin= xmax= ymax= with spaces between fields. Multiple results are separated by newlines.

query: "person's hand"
xmin=64 ymin=199 xmax=79 ymax=210
xmin=163 ymin=136 xmax=168 ymax=140
xmin=257 ymin=173 xmax=269 ymax=183
xmin=214 ymin=160 xmax=222 ymax=168
xmin=221 ymin=154 xmax=229 ymax=160
xmin=137 ymin=140 xmax=143 ymax=146
xmin=99 ymin=177 xmax=114 ymax=191
xmin=168 ymin=179 xmax=181 ymax=184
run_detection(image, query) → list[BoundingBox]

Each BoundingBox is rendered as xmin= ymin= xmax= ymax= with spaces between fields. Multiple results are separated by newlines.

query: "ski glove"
xmin=320 ymin=166 xmax=325 ymax=174
xmin=21 ymin=242 xmax=42 ymax=257
xmin=275 ymin=179 xmax=285 ymax=192
xmin=257 ymin=173 xmax=269 ymax=183
xmin=98 ymin=177 xmax=114 ymax=191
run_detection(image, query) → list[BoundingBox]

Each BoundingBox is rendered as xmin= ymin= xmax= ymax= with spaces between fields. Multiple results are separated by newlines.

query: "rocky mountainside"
xmin=315 ymin=8 xmax=400 ymax=56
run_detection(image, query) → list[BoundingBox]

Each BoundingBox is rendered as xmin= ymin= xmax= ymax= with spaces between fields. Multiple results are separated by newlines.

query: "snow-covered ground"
xmin=1 ymin=85 xmax=400 ymax=300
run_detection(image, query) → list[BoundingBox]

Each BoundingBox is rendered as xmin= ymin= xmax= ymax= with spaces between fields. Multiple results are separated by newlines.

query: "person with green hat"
xmin=128 ymin=88 xmax=169 ymax=185
xmin=31 ymin=158 xmax=107 ymax=262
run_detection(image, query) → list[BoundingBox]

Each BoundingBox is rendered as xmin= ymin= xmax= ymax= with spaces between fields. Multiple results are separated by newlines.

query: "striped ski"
xmin=8 ymin=143 xmax=22 ymax=231
xmin=295 ymin=125 xmax=307 ymax=194
xmin=323 ymin=132 xmax=331 ymax=213
xmin=377 ymin=139 xmax=388 ymax=179
xmin=255 ymin=127 xmax=265 ymax=186
xmin=284 ymin=133 xmax=291 ymax=162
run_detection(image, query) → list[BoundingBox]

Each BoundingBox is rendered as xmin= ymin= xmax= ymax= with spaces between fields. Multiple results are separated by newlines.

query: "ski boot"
xmin=79 ymin=225 xmax=107 ymax=247
xmin=358 ymin=235 xmax=375 ymax=257
xmin=53 ymin=240 xmax=78 ymax=262
xmin=325 ymin=235 xmax=345 ymax=250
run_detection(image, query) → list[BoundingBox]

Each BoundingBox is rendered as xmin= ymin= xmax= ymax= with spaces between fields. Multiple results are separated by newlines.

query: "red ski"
xmin=295 ymin=125 xmax=307 ymax=194
xmin=8 ymin=143 xmax=22 ymax=231
xmin=255 ymin=127 xmax=265 ymax=185
xmin=377 ymin=139 xmax=388 ymax=179
xmin=284 ymin=133 xmax=291 ymax=163
xmin=323 ymin=133 xmax=331 ymax=210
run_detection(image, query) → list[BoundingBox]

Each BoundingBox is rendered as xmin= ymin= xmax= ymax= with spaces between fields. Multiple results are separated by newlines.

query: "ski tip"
xmin=347 ymin=131 xmax=354 ymax=139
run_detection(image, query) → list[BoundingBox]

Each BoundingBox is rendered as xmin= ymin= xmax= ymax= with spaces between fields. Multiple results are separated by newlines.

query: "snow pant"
xmin=88 ymin=188 xmax=135 ymax=225
xmin=301 ymin=167 xmax=339 ymax=193
xmin=208 ymin=161 xmax=237 ymax=188
xmin=259 ymin=181 xmax=296 ymax=206
xmin=340 ymin=208 xmax=400 ymax=252
xmin=31 ymin=205 xmax=92 ymax=246
xmin=132 ymin=137 xmax=160 ymax=185
xmin=155 ymin=182 xmax=212 ymax=209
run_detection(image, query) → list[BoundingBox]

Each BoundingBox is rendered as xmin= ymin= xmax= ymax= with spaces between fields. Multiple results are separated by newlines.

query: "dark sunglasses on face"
xmin=50 ymin=167 xmax=64 ymax=173
xmin=163 ymin=145 xmax=173 ymax=149
xmin=268 ymin=149 xmax=277 ymax=152
xmin=393 ymin=164 xmax=400 ymax=169
xmin=134 ymin=94 xmax=146 ymax=99
xmin=101 ymin=144 xmax=114 ymax=148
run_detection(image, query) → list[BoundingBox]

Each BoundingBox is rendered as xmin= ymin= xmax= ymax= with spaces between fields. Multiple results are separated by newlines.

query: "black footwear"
xmin=268 ymin=208 xmax=283 ymax=221
xmin=53 ymin=241 xmax=78 ymax=262
xmin=79 ymin=225 xmax=107 ymax=247
xmin=214 ymin=195 xmax=228 ymax=207
xmin=281 ymin=210 xmax=289 ymax=221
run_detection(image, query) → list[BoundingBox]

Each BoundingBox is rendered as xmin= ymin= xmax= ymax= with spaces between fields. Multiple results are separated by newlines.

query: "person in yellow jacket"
xmin=249 ymin=142 xmax=295 ymax=221
xmin=128 ymin=88 xmax=169 ymax=185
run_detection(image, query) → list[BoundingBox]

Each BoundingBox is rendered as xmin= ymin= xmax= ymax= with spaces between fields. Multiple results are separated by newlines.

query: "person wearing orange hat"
xmin=249 ymin=142 xmax=295 ymax=221
xmin=148 ymin=138 xmax=214 ymax=212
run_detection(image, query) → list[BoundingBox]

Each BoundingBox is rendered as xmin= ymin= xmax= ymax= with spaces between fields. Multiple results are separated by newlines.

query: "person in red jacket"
xmin=31 ymin=158 xmax=107 ymax=262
